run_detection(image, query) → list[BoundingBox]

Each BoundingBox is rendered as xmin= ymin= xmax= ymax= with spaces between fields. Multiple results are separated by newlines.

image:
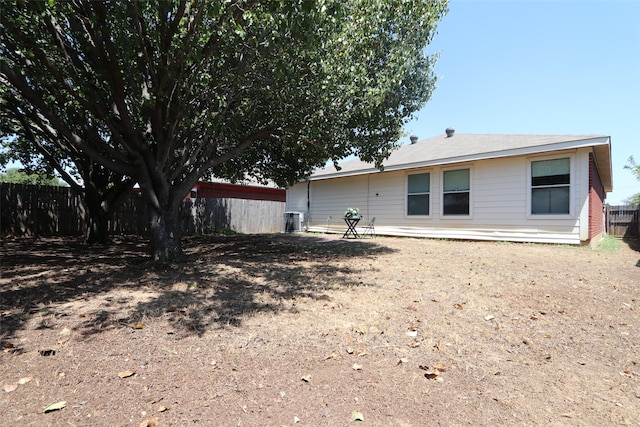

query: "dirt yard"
xmin=1 ymin=234 xmax=638 ymax=426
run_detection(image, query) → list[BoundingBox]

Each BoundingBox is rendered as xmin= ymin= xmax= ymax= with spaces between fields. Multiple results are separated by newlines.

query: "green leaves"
xmin=1 ymin=0 xmax=448 ymax=259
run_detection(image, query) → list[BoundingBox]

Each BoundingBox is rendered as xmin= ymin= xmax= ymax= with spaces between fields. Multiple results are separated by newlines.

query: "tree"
xmin=1 ymin=0 xmax=448 ymax=261
xmin=0 ymin=104 xmax=135 ymax=244
xmin=0 ymin=167 xmax=65 ymax=186
xmin=623 ymin=156 xmax=640 ymax=205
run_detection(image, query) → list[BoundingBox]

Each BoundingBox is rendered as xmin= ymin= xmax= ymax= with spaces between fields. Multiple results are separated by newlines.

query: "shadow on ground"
xmin=1 ymin=234 xmax=395 ymax=340
xmin=622 ymin=237 xmax=640 ymax=267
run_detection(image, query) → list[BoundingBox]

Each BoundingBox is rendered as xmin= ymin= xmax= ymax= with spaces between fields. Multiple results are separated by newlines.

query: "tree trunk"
xmin=148 ymin=203 xmax=184 ymax=262
xmin=79 ymin=181 xmax=113 ymax=245
xmin=80 ymin=166 xmax=133 ymax=245
xmin=85 ymin=201 xmax=111 ymax=244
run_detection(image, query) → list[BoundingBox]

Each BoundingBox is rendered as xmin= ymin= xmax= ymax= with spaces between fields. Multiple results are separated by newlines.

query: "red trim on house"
xmin=191 ymin=182 xmax=286 ymax=202
xmin=588 ymin=153 xmax=606 ymax=239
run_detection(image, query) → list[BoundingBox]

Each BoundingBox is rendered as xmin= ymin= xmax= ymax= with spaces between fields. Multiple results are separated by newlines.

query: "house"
xmin=285 ymin=130 xmax=612 ymax=244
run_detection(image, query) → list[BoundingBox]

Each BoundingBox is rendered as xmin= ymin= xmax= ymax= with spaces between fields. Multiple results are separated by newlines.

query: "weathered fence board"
xmin=0 ymin=183 xmax=146 ymax=237
xmin=1 ymin=183 xmax=284 ymax=238
xmin=1 ymin=183 xmax=74 ymax=236
xmin=606 ymin=204 xmax=639 ymax=237
xmin=181 ymin=198 xmax=285 ymax=235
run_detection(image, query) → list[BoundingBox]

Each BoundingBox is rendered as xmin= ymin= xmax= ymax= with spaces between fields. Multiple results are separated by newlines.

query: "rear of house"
xmin=286 ymin=132 xmax=612 ymax=244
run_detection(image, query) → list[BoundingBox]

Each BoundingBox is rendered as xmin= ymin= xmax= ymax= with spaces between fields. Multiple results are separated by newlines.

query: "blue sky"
xmin=404 ymin=0 xmax=640 ymax=204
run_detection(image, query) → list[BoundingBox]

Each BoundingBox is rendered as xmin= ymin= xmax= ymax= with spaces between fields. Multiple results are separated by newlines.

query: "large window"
xmin=443 ymin=169 xmax=470 ymax=215
xmin=407 ymin=173 xmax=430 ymax=215
xmin=531 ymin=158 xmax=570 ymax=215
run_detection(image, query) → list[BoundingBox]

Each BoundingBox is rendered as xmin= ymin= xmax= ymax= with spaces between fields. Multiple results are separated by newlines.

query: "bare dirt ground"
xmin=1 ymin=233 xmax=639 ymax=427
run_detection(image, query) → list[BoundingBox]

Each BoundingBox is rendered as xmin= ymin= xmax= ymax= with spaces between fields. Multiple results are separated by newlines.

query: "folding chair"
xmin=361 ymin=217 xmax=376 ymax=238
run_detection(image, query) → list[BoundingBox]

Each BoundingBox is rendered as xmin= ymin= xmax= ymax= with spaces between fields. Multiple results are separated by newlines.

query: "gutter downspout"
xmin=306 ymin=180 xmax=311 ymax=231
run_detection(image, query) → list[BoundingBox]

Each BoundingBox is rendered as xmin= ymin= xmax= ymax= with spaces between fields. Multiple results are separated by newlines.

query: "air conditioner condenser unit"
xmin=283 ymin=212 xmax=304 ymax=232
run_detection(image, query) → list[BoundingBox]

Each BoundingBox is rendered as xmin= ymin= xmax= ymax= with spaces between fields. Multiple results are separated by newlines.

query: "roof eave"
xmin=592 ymin=138 xmax=613 ymax=192
xmin=309 ymin=136 xmax=612 ymax=182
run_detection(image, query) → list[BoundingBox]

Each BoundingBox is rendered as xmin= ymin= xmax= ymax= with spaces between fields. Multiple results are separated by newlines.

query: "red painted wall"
xmin=588 ymin=153 xmax=606 ymax=239
xmin=191 ymin=182 xmax=286 ymax=202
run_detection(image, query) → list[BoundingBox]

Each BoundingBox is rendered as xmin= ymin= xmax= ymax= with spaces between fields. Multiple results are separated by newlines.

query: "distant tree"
xmin=622 ymin=156 xmax=640 ymax=205
xmin=1 ymin=0 xmax=448 ymax=261
xmin=621 ymin=194 xmax=640 ymax=205
xmin=0 ymin=167 xmax=65 ymax=186
xmin=624 ymin=156 xmax=640 ymax=180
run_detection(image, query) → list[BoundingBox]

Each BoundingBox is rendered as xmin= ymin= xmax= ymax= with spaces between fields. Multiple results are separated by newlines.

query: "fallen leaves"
xmin=3 ymin=376 xmax=34 ymax=393
xmin=2 ymin=342 xmax=20 ymax=354
xmin=43 ymin=401 xmax=66 ymax=413
xmin=351 ymin=411 xmax=364 ymax=421
xmin=140 ymin=417 xmax=159 ymax=427
xmin=118 ymin=370 xmax=136 ymax=378
xmin=166 ymin=306 xmax=187 ymax=316
xmin=3 ymin=383 xmax=18 ymax=393
xmin=396 ymin=357 xmax=409 ymax=366
xmin=433 ymin=363 xmax=446 ymax=372
xmin=420 ymin=363 xmax=446 ymax=382
xmin=424 ymin=372 xmax=440 ymax=380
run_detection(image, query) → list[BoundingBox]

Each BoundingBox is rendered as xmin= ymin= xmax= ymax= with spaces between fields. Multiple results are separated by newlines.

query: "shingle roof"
xmin=310 ymin=133 xmax=612 ymax=191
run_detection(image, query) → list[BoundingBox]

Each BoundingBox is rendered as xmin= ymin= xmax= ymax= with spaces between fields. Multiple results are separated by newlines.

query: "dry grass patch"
xmin=1 ymin=234 xmax=639 ymax=426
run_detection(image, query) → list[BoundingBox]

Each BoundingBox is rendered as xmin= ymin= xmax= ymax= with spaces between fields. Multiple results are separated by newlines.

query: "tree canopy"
xmin=0 ymin=103 xmax=135 ymax=244
xmin=0 ymin=167 xmax=65 ymax=186
xmin=1 ymin=0 xmax=448 ymax=260
xmin=622 ymin=156 xmax=640 ymax=205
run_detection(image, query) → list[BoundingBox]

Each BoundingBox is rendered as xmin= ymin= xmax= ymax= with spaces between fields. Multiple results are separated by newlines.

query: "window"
xmin=443 ymin=169 xmax=470 ymax=215
xmin=407 ymin=173 xmax=430 ymax=215
xmin=531 ymin=157 xmax=570 ymax=215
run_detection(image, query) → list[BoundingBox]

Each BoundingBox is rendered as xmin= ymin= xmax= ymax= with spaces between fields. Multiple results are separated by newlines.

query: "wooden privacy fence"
xmin=0 ymin=183 xmax=146 ymax=237
xmin=1 ymin=183 xmax=285 ymax=238
xmin=606 ymin=204 xmax=639 ymax=238
xmin=181 ymin=198 xmax=285 ymax=235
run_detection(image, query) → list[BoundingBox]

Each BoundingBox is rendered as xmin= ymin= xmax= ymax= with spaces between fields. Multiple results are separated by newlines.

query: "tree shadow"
xmin=0 ymin=234 xmax=395 ymax=340
xmin=621 ymin=237 xmax=640 ymax=267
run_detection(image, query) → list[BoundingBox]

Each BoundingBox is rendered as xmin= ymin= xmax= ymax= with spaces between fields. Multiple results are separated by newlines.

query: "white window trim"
xmin=405 ymin=171 xmax=431 ymax=217
xmin=441 ymin=165 xmax=473 ymax=218
xmin=526 ymin=154 xmax=575 ymax=219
